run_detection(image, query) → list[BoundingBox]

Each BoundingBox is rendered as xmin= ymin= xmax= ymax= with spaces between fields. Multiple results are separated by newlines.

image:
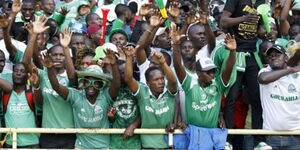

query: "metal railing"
xmin=1 ymin=128 xmax=300 ymax=149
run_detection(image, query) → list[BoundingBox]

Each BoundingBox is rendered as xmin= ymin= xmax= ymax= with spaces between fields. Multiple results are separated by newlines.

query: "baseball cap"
xmin=265 ymin=44 xmax=287 ymax=56
xmin=195 ymin=57 xmax=217 ymax=71
xmin=152 ymin=27 xmax=167 ymax=45
xmin=87 ymin=24 xmax=101 ymax=37
xmin=76 ymin=65 xmax=112 ymax=86
xmin=109 ymin=28 xmax=129 ymax=42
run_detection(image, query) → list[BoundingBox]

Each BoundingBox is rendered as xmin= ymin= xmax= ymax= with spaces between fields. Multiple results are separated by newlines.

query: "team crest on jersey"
xmin=94 ymin=105 xmax=103 ymax=114
xmin=288 ymin=84 xmax=297 ymax=93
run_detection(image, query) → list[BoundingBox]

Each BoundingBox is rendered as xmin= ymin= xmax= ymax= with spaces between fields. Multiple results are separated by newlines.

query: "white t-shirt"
xmin=259 ymin=66 xmax=300 ymax=131
xmin=0 ymin=39 xmax=27 ymax=74
xmin=196 ymin=33 xmax=225 ymax=61
xmin=138 ymin=59 xmax=150 ymax=84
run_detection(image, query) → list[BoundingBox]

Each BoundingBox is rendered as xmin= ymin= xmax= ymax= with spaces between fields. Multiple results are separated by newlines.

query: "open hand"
xmin=12 ymin=0 xmax=22 ymax=14
xmin=32 ymin=15 xmax=50 ymax=34
xmin=60 ymin=28 xmax=73 ymax=48
xmin=41 ymin=53 xmax=54 ymax=68
xmin=139 ymin=4 xmax=152 ymax=16
xmin=224 ymin=33 xmax=236 ymax=51
xmin=28 ymin=66 xmax=39 ymax=87
xmin=169 ymin=23 xmax=181 ymax=44
xmin=0 ymin=15 xmax=10 ymax=29
xmin=167 ymin=2 xmax=180 ymax=19
xmin=149 ymin=10 xmax=165 ymax=28
xmin=151 ymin=52 xmax=166 ymax=65
xmin=59 ymin=7 xmax=69 ymax=15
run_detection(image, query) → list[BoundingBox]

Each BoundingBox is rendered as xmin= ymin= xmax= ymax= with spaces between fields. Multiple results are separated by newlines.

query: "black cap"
xmin=265 ymin=44 xmax=286 ymax=56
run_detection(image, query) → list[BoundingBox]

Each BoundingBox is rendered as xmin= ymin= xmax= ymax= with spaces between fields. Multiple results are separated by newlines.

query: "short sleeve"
xmin=10 ymin=49 xmax=24 ymax=64
xmin=138 ymin=60 xmax=150 ymax=84
xmin=182 ymin=74 xmax=192 ymax=92
xmin=66 ymin=88 xmax=81 ymax=105
xmin=103 ymin=87 xmax=113 ymax=106
xmin=224 ymin=0 xmax=237 ymax=13
xmin=133 ymin=82 xmax=146 ymax=102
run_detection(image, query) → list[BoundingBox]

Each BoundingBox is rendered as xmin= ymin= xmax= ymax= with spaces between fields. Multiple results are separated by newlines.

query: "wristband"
xmin=146 ymin=29 xmax=153 ymax=34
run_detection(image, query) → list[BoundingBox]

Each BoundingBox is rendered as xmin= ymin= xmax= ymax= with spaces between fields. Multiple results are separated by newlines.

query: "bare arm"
xmin=22 ymin=16 xmax=49 ymax=68
xmin=170 ymin=25 xmax=186 ymax=83
xmin=47 ymin=64 xmax=69 ymax=100
xmin=280 ymin=0 xmax=292 ymax=36
xmin=124 ymin=48 xmax=139 ymax=93
xmin=106 ymin=51 xmax=121 ymax=99
xmin=221 ymin=34 xmax=236 ymax=85
xmin=0 ymin=79 xmax=13 ymax=93
xmin=28 ymin=65 xmax=43 ymax=104
xmin=60 ymin=28 xmax=77 ymax=86
xmin=123 ymin=116 xmax=141 ymax=139
xmin=258 ymin=67 xmax=300 ymax=84
xmin=199 ymin=12 xmax=216 ymax=53
xmin=152 ymin=52 xmax=177 ymax=93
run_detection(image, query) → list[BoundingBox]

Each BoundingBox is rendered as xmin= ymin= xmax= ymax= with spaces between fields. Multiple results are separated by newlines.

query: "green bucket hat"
xmin=76 ymin=65 xmax=112 ymax=86
xmin=108 ymin=28 xmax=129 ymax=42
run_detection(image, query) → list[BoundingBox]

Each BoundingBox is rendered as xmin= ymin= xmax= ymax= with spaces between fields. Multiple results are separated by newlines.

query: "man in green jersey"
xmin=109 ymin=59 xmax=141 ymax=149
xmin=172 ymin=24 xmax=237 ymax=128
xmin=22 ymin=16 xmax=76 ymax=148
xmin=124 ymin=46 xmax=178 ymax=149
xmin=0 ymin=62 xmax=41 ymax=148
xmin=45 ymin=48 xmax=121 ymax=149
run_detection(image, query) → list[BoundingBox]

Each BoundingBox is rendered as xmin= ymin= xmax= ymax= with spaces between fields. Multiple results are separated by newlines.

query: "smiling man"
xmin=258 ymin=44 xmax=300 ymax=150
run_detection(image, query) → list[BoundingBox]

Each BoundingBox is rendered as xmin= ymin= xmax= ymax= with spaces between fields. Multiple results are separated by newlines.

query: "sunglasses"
xmin=78 ymin=78 xmax=105 ymax=90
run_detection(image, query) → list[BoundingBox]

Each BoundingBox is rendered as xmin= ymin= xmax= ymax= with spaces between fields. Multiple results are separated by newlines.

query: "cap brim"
xmin=76 ymin=71 xmax=113 ymax=85
xmin=265 ymin=48 xmax=283 ymax=56
xmin=201 ymin=65 xmax=217 ymax=71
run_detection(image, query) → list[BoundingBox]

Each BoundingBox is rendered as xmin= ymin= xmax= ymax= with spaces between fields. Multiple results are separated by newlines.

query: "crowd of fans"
xmin=0 ymin=0 xmax=300 ymax=149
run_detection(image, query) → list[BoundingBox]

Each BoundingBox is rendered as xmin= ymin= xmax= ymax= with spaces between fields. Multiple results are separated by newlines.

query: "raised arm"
xmin=59 ymin=28 xmax=77 ymax=86
xmin=28 ymin=66 xmax=43 ymax=104
xmin=258 ymin=65 xmax=300 ymax=84
xmin=152 ymin=52 xmax=177 ymax=93
xmin=105 ymin=50 xmax=121 ymax=99
xmin=280 ymin=0 xmax=292 ymax=36
xmin=0 ymin=78 xmax=13 ymax=93
xmin=0 ymin=15 xmax=17 ymax=59
xmin=170 ymin=24 xmax=186 ymax=83
xmin=123 ymin=47 xmax=139 ymax=93
xmin=199 ymin=11 xmax=215 ymax=53
xmin=221 ymin=33 xmax=236 ymax=85
xmin=22 ymin=16 xmax=49 ymax=68
xmin=7 ymin=0 xmax=22 ymax=32
xmin=220 ymin=10 xmax=259 ymax=28
xmin=136 ymin=11 xmax=164 ymax=65
xmin=43 ymin=53 xmax=69 ymax=99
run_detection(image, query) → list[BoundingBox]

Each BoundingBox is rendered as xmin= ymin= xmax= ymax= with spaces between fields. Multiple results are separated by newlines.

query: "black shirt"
xmin=224 ymin=0 xmax=265 ymax=52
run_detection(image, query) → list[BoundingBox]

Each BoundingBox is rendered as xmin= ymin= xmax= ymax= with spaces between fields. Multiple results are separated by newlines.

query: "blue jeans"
xmin=267 ymin=136 xmax=300 ymax=150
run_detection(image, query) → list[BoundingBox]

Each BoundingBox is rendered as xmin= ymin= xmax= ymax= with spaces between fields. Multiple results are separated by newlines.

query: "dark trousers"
xmin=39 ymin=133 xmax=76 ymax=149
xmin=224 ymin=54 xmax=264 ymax=145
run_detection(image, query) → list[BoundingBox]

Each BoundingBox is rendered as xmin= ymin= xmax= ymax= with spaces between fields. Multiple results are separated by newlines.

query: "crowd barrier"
xmin=1 ymin=128 xmax=300 ymax=149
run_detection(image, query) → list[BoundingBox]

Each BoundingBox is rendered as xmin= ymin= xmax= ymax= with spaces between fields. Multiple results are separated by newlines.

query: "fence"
xmin=2 ymin=128 xmax=300 ymax=149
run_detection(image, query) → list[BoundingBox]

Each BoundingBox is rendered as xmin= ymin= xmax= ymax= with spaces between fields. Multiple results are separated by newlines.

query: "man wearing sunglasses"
xmin=124 ymin=47 xmax=177 ymax=149
xmin=44 ymin=50 xmax=121 ymax=149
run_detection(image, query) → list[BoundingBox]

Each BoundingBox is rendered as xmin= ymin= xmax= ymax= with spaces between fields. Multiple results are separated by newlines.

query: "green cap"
xmin=108 ymin=28 xmax=129 ymax=42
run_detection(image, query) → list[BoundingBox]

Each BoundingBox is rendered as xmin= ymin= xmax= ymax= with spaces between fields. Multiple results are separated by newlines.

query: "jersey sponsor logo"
xmin=238 ymin=5 xmax=258 ymax=39
xmin=192 ymin=101 xmax=217 ymax=111
xmin=288 ymin=84 xmax=297 ymax=93
xmin=270 ymin=94 xmax=299 ymax=101
xmin=9 ymin=102 xmax=31 ymax=114
xmin=114 ymin=100 xmax=137 ymax=119
xmin=145 ymin=105 xmax=170 ymax=115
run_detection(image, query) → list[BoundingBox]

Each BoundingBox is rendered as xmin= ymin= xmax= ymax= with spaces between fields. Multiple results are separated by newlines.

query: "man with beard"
xmin=258 ymin=44 xmax=300 ymax=149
